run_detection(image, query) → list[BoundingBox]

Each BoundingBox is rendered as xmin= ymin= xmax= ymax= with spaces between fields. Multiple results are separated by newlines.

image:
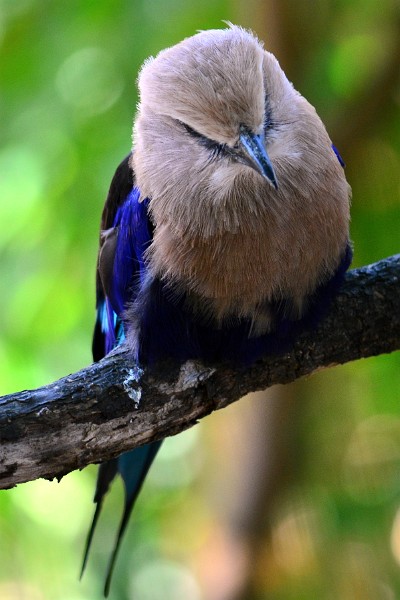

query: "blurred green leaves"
xmin=329 ymin=33 xmax=389 ymax=99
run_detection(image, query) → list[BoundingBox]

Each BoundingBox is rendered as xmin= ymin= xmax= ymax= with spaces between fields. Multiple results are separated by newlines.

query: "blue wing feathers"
xmin=83 ymin=177 xmax=162 ymax=594
xmin=110 ymin=189 xmax=151 ymax=316
xmin=332 ymin=143 xmax=345 ymax=168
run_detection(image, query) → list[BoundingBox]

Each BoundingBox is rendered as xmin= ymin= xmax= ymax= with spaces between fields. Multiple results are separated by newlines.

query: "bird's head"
xmin=132 ymin=25 xmax=348 ymax=238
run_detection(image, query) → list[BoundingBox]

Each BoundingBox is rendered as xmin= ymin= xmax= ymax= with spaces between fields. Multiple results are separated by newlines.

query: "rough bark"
xmin=0 ymin=255 xmax=399 ymax=490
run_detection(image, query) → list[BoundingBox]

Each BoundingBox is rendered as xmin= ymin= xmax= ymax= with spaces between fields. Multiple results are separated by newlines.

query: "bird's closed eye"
xmin=263 ymin=103 xmax=274 ymax=136
xmin=180 ymin=121 xmax=227 ymax=161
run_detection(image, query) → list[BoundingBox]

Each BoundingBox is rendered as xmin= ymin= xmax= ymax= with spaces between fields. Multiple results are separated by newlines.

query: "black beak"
xmin=238 ymin=128 xmax=278 ymax=189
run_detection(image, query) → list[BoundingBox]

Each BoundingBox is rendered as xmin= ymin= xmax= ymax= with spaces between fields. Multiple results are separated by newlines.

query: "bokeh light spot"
xmin=130 ymin=559 xmax=201 ymax=600
xmin=56 ymin=47 xmax=124 ymax=117
xmin=343 ymin=415 xmax=400 ymax=504
xmin=0 ymin=145 xmax=45 ymax=242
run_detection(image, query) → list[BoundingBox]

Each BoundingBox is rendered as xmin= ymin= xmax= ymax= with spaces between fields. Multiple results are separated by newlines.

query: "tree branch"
xmin=0 ymin=255 xmax=399 ymax=490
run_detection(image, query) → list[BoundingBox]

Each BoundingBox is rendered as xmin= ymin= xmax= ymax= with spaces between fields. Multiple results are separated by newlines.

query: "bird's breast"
xmin=145 ymin=160 xmax=350 ymax=328
xmin=147 ymin=203 xmax=348 ymax=328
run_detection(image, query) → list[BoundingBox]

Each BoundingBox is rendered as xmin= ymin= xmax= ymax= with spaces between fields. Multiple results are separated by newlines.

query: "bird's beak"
xmin=238 ymin=128 xmax=278 ymax=189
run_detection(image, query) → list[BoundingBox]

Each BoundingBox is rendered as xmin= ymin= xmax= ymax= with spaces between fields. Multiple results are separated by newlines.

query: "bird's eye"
xmin=180 ymin=121 xmax=227 ymax=160
xmin=263 ymin=99 xmax=274 ymax=135
xmin=181 ymin=122 xmax=203 ymax=140
xmin=264 ymin=113 xmax=273 ymax=135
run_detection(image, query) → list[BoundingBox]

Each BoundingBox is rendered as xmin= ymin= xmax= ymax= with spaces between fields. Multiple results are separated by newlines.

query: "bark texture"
xmin=0 ymin=255 xmax=399 ymax=489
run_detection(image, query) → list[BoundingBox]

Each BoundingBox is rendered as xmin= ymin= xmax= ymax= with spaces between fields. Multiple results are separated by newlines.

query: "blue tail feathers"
xmin=81 ymin=441 xmax=162 ymax=596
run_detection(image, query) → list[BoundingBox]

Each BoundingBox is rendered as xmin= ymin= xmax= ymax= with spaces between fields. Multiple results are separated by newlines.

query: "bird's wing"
xmin=82 ymin=154 xmax=162 ymax=596
xmin=92 ymin=153 xmax=137 ymax=360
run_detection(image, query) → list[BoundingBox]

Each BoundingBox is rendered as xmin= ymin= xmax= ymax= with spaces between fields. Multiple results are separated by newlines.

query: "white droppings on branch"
xmin=122 ymin=366 xmax=144 ymax=408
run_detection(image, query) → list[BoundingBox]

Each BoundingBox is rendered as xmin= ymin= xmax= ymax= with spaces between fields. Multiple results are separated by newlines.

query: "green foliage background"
xmin=0 ymin=1 xmax=399 ymax=599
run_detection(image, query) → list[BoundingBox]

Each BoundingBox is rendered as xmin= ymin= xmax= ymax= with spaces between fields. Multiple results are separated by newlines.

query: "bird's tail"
xmin=80 ymin=440 xmax=163 ymax=596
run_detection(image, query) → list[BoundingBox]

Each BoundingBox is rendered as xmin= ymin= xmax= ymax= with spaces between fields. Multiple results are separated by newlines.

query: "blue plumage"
xmin=83 ymin=179 xmax=164 ymax=597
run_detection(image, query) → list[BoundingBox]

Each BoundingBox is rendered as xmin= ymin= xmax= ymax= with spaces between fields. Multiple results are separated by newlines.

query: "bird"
xmin=81 ymin=25 xmax=352 ymax=595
